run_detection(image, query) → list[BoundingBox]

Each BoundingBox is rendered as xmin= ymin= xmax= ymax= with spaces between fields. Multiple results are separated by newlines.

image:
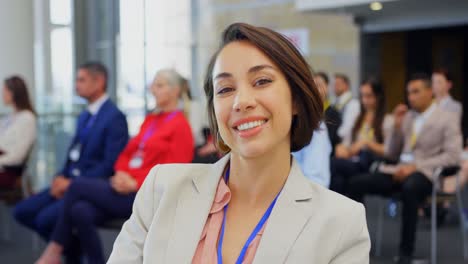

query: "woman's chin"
xmin=234 ymin=145 xmax=270 ymax=160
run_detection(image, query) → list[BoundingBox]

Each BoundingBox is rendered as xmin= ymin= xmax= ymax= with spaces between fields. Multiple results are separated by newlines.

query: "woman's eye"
xmin=217 ymin=87 xmax=234 ymax=94
xmin=255 ymin=78 xmax=272 ymax=87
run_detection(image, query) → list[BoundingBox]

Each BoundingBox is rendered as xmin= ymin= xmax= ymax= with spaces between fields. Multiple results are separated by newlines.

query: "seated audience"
xmin=108 ymin=22 xmax=370 ymax=264
xmin=443 ymin=142 xmax=468 ymax=193
xmin=179 ymin=76 xmax=221 ymax=164
xmin=0 ymin=76 xmax=37 ymax=188
xmin=292 ymin=122 xmax=331 ymax=188
xmin=333 ymin=73 xmax=360 ymax=141
xmin=13 ymin=62 xmax=129 ymax=261
xmin=347 ymin=73 xmax=462 ymax=264
xmin=314 ymin=71 xmax=342 ymax=153
xmin=330 ymin=79 xmax=390 ymax=193
xmin=432 ymin=68 xmax=462 ymax=121
xmin=192 ymin=127 xmax=221 ymax=163
xmin=293 ymin=72 xmax=332 ymax=187
xmin=35 ymin=69 xmax=194 ymax=264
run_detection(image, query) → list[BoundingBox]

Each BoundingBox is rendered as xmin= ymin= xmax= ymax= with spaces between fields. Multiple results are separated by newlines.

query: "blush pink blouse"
xmin=192 ymin=177 xmax=267 ymax=264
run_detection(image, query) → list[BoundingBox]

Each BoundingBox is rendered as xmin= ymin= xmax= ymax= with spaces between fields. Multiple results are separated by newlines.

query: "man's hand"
xmin=350 ymin=140 xmax=368 ymax=155
xmin=393 ymin=104 xmax=408 ymax=130
xmin=335 ymin=144 xmax=350 ymax=159
xmin=393 ymin=164 xmax=417 ymax=182
xmin=50 ymin=176 xmax=71 ymax=199
xmin=111 ymin=171 xmax=137 ymax=194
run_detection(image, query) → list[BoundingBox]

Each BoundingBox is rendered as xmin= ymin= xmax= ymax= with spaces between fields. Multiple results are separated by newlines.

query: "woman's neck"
xmin=364 ymin=110 xmax=375 ymax=123
xmin=228 ymin=141 xmax=291 ymax=208
xmin=159 ymin=101 xmax=179 ymax=113
xmin=435 ymin=93 xmax=449 ymax=103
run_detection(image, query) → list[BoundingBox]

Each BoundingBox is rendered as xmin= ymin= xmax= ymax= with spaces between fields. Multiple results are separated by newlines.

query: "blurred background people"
xmin=314 ymin=71 xmax=342 ymax=155
xmin=179 ymin=74 xmax=220 ymax=164
xmin=432 ymin=68 xmax=462 ymax=121
xmin=0 ymin=76 xmax=37 ymax=188
xmin=333 ymin=73 xmax=360 ymax=142
xmin=35 ymin=68 xmax=194 ymax=264
xmin=293 ymin=71 xmax=332 ymax=188
xmin=12 ymin=62 xmax=129 ymax=261
xmin=347 ymin=73 xmax=462 ymax=264
xmin=330 ymin=79 xmax=390 ymax=194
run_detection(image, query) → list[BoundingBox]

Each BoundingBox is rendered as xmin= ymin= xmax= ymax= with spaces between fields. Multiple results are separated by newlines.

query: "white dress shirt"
xmin=87 ymin=94 xmax=109 ymax=115
xmin=292 ymin=122 xmax=332 ymax=188
xmin=335 ymin=91 xmax=361 ymax=139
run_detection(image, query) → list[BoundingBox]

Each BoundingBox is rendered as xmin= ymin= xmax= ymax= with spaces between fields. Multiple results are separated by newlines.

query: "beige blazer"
xmin=107 ymin=155 xmax=370 ymax=264
xmin=385 ymin=107 xmax=462 ymax=179
xmin=439 ymin=96 xmax=462 ymax=122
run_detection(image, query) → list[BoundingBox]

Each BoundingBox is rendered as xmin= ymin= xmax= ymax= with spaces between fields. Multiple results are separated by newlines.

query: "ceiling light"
xmin=370 ymin=2 xmax=383 ymax=11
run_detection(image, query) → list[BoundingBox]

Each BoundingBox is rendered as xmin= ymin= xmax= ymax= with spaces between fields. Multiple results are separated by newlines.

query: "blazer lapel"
xmin=253 ymin=159 xmax=316 ymax=263
xmin=414 ymin=107 xmax=439 ymax=149
xmin=165 ymin=155 xmax=230 ymax=263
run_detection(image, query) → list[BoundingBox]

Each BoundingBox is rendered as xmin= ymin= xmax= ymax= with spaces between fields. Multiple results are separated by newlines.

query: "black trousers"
xmin=330 ymin=158 xmax=363 ymax=194
xmin=330 ymin=150 xmax=377 ymax=194
xmin=347 ymin=171 xmax=433 ymax=256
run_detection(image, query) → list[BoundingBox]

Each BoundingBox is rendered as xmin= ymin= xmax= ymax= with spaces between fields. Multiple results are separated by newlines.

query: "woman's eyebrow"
xmin=213 ymin=64 xmax=275 ymax=82
xmin=248 ymin=64 xmax=276 ymax=74
xmin=213 ymin=72 xmax=232 ymax=81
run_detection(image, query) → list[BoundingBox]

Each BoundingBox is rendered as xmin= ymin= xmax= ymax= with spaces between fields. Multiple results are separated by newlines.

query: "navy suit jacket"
xmin=59 ymin=99 xmax=129 ymax=179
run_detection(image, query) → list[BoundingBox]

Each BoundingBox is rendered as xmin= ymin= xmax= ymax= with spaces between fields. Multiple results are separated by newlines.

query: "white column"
xmin=0 ymin=0 xmax=35 ymax=112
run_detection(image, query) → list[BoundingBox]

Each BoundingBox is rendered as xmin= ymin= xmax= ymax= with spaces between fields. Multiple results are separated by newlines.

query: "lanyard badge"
xmin=129 ymin=151 xmax=144 ymax=169
xmin=69 ymin=143 xmax=82 ymax=162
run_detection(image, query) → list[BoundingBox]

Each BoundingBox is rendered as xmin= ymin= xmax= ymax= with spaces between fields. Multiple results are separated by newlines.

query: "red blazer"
xmin=114 ymin=111 xmax=194 ymax=189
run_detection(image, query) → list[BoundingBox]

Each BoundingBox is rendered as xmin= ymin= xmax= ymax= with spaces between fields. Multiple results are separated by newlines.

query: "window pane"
xmin=118 ymin=0 xmax=145 ymax=135
xmin=50 ymin=27 xmax=74 ymax=113
xmin=50 ymin=0 xmax=72 ymax=25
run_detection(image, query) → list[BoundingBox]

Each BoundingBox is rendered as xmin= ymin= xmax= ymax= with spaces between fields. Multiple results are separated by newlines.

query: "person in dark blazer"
xmin=12 ymin=62 xmax=128 ymax=252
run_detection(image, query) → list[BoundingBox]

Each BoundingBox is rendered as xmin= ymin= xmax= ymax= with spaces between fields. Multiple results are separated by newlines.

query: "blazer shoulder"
xmin=310 ymin=183 xmax=365 ymax=220
xmin=99 ymin=100 xmax=127 ymax=124
xmin=146 ymin=163 xmax=215 ymax=191
xmin=17 ymin=110 xmax=36 ymax=122
xmin=104 ymin=100 xmax=125 ymax=116
xmin=435 ymin=107 xmax=458 ymax=124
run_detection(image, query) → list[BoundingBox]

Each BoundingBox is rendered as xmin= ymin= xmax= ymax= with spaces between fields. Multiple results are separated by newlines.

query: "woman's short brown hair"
xmin=203 ymin=23 xmax=323 ymax=153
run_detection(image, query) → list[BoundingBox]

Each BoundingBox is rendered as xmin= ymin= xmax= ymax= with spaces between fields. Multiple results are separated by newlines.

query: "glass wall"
xmin=118 ymin=0 xmax=192 ymax=134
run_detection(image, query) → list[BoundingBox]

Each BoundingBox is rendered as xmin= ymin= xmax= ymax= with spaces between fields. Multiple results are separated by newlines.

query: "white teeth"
xmin=237 ymin=120 xmax=266 ymax=131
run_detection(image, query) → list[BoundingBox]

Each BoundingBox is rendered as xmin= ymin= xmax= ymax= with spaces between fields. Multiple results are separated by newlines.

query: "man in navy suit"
xmin=13 ymin=62 xmax=129 ymax=246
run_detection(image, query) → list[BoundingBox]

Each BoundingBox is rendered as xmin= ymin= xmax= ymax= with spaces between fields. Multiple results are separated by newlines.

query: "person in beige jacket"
xmin=108 ymin=23 xmax=370 ymax=264
xmin=348 ymin=73 xmax=462 ymax=264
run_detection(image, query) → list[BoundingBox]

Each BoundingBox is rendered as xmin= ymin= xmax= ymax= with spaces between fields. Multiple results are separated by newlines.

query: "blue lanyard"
xmin=217 ymin=168 xmax=281 ymax=264
xmin=138 ymin=111 xmax=179 ymax=149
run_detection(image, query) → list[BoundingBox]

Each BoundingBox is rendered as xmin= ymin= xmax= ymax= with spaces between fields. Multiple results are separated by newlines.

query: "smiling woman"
xmin=108 ymin=23 xmax=370 ymax=264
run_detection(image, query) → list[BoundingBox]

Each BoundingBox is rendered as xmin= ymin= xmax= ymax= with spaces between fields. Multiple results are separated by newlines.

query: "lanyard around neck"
xmin=138 ymin=111 xmax=179 ymax=149
xmin=217 ymin=167 xmax=281 ymax=264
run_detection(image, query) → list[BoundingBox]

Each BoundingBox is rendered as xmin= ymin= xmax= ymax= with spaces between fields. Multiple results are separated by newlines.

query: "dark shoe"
xmin=393 ymin=255 xmax=412 ymax=264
